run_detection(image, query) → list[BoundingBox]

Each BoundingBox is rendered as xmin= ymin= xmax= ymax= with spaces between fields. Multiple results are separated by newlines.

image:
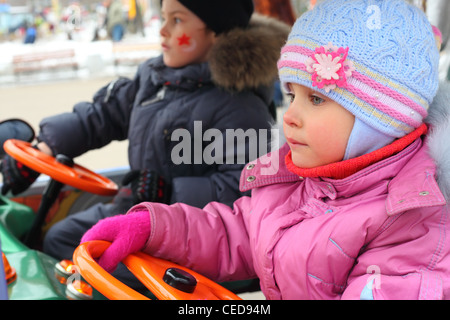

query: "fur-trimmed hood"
xmin=425 ymin=81 xmax=450 ymax=201
xmin=208 ymin=13 xmax=290 ymax=91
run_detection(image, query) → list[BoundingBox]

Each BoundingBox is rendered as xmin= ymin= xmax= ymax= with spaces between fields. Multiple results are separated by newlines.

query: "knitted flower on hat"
xmin=305 ymin=42 xmax=355 ymax=92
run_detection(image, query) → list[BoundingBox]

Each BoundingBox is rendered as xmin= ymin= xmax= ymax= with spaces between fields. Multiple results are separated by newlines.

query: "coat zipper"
xmin=141 ymin=86 xmax=167 ymax=107
xmin=138 ymin=85 xmax=167 ymax=168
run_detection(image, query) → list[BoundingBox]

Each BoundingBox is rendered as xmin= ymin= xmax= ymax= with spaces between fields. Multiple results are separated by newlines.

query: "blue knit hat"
xmin=278 ymin=0 xmax=440 ymax=157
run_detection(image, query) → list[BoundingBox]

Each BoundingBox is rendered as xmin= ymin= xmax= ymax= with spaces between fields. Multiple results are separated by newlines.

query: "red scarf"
xmin=285 ymin=124 xmax=427 ymax=180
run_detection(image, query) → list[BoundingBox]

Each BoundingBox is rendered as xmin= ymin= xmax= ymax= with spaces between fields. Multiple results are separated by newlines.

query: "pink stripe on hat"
xmin=346 ymin=82 xmax=422 ymax=128
xmin=351 ymin=71 xmax=428 ymax=118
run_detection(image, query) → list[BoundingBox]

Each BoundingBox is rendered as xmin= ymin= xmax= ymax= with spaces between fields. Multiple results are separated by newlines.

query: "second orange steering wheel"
xmin=3 ymin=139 xmax=118 ymax=196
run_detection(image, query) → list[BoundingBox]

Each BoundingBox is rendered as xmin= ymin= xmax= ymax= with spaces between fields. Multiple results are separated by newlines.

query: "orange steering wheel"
xmin=73 ymin=241 xmax=242 ymax=300
xmin=3 ymin=139 xmax=118 ymax=196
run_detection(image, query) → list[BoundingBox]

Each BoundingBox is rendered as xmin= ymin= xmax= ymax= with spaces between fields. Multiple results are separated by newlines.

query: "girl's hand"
xmin=80 ymin=211 xmax=151 ymax=273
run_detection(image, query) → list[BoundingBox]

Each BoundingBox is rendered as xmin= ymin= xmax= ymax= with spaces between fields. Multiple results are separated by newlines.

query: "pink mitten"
xmin=80 ymin=210 xmax=150 ymax=273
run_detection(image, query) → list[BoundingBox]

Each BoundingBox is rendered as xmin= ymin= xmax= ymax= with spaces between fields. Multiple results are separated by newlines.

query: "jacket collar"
xmin=285 ymin=124 xmax=427 ymax=180
xmin=240 ymin=138 xmax=446 ymax=216
xmin=240 ymin=143 xmax=300 ymax=192
xmin=384 ymin=140 xmax=446 ymax=216
xmin=325 ymin=138 xmax=446 ymax=216
xmin=148 ymin=55 xmax=212 ymax=91
xmin=240 ymin=138 xmax=425 ymax=193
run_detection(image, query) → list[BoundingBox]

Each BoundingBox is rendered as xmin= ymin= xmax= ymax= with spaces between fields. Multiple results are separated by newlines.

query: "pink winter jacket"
xmin=129 ymin=86 xmax=450 ymax=300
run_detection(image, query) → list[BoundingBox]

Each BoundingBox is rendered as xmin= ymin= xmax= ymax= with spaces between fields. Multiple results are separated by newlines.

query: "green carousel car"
xmin=0 ymin=119 xmax=113 ymax=300
xmin=0 ymin=194 xmax=100 ymax=300
xmin=0 ymin=119 xmax=255 ymax=300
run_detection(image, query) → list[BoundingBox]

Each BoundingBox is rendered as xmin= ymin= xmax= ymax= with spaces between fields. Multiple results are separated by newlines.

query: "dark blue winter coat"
xmin=37 ymin=15 xmax=290 ymax=208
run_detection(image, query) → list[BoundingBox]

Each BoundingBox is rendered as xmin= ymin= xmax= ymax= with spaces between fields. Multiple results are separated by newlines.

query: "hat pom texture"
xmin=278 ymin=0 xmax=440 ymax=138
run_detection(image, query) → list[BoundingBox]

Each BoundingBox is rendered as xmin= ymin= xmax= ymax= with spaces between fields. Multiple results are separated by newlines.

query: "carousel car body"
xmin=0 ymin=119 xmax=254 ymax=300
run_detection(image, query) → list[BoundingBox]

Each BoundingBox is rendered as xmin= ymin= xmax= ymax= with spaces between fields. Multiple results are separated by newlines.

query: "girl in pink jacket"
xmin=81 ymin=0 xmax=450 ymax=299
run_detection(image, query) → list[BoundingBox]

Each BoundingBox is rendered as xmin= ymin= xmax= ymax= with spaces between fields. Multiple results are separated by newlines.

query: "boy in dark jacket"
xmin=0 ymin=0 xmax=289 ymax=287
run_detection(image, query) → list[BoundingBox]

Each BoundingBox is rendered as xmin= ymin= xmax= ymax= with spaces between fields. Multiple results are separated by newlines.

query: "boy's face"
xmin=283 ymin=83 xmax=355 ymax=168
xmin=160 ymin=0 xmax=216 ymax=68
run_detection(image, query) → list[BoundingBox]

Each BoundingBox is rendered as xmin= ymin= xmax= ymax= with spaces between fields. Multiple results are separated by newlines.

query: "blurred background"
xmin=0 ymin=0 xmax=447 ymax=87
xmin=0 ymin=0 xmax=163 ymax=84
xmin=0 ymin=0 xmax=345 ymax=86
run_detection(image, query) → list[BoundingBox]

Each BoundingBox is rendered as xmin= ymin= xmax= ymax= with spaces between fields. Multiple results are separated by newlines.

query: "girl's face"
xmin=160 ymin=0 xmax=216 ymax=68
xmin=283 ymin=83 xmax=355 ymax=168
